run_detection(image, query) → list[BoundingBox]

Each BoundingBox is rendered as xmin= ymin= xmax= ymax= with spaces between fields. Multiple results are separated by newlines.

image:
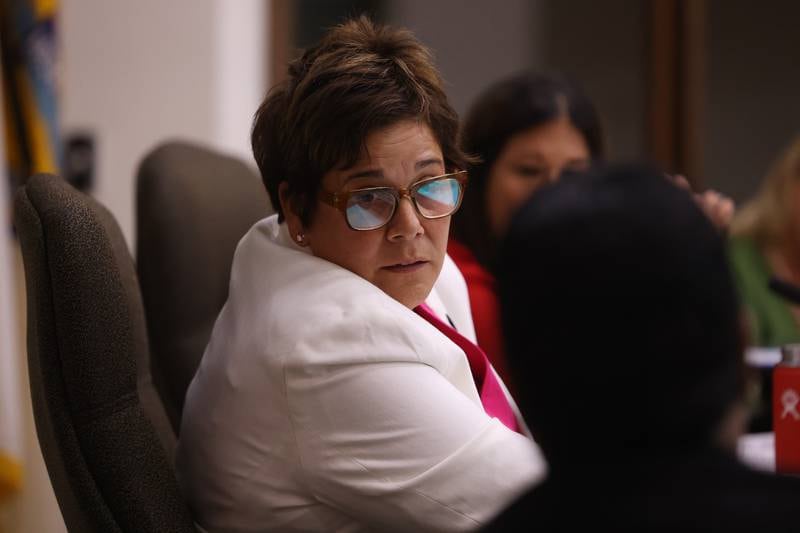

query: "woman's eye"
xmin=515 ymin=166 xmax=545 ymax=178
xmin=354 ymin=192 xmax=377 ymax=205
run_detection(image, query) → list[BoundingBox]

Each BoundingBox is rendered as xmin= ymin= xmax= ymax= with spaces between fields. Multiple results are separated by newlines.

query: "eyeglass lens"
xmin=415 ymin=178 xmax=461 ymax=217
xmin=344 ymin=177 xmax=462 ymax=230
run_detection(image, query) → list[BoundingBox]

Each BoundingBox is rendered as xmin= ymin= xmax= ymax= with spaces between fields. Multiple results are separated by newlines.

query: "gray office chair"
xmin=15 ymin=174 xmax=196 ymax=532
xmin=136 ymin=140 xmax=271 ymax=433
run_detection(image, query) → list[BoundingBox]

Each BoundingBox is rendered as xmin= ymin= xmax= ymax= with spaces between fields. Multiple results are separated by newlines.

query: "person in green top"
xmin=730 ymin=136 xmax=800 ymax=348
xmin=730 ymin=136 xmax=800 ymax=432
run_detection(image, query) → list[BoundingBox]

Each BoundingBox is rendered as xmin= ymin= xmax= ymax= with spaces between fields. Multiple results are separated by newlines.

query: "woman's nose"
xmin=387 ymin=197 xmax=424 ymax=241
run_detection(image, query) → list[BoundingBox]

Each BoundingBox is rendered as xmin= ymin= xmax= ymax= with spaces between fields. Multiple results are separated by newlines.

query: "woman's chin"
xmin=381 ymin=282 xmax=433 ymax=309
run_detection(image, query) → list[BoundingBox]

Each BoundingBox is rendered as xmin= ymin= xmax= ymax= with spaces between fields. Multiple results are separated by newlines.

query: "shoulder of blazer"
xmin=222 ymin=216 xmax=467 ymax=374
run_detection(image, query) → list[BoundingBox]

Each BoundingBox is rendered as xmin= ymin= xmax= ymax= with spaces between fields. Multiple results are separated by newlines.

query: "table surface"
xmin=715 ymin=349 xmax=778 ymax=472
xmin=737 ymin=432 xmax=774 ymax=472
xmin=744 ymin=347 xmax=781 ymax=368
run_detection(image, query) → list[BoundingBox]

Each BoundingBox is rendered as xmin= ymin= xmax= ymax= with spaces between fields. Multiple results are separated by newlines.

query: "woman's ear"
xmin=278 ymin=182 xmax=308 ymax=246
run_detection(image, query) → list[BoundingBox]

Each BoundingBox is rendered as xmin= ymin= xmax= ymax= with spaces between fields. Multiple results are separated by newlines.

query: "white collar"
xmin=273 ymin=218 xmax=447 ymax=318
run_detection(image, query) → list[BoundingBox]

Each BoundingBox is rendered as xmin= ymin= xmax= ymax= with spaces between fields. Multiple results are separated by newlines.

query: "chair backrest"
xmin=136 ymin=140 xmax=271 ymax=433
xmin=14 ymin=174 xmax=196 ymax=533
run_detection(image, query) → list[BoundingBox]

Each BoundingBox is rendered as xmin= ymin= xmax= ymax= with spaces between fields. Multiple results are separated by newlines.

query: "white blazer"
xmin=176 ymin=215 xmax=546 ymax=532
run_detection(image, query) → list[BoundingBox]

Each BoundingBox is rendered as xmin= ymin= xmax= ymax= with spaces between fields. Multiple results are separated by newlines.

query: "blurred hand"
xmin=667 ymin=174 xmax=735 ymax=231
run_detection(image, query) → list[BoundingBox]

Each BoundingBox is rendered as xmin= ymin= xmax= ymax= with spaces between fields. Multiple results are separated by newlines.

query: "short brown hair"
xmin=251 ymin=16 xmax=470 ymax=224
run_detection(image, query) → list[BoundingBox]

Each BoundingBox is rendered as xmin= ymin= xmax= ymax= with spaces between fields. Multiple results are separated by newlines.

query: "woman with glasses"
xmin=176 ymin=17 xmax=544 ymax=533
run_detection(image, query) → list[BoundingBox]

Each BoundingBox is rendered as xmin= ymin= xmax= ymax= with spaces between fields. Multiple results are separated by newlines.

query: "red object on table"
xmin=772 ymin=345 xmax=800 ymax=473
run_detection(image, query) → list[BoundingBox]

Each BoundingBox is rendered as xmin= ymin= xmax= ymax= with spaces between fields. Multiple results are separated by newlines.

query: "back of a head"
xmin=498 ymin=165 xmax=742 ymax=467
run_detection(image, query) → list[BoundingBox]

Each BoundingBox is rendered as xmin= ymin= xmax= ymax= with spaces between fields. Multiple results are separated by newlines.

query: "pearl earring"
xmin=296 ymin=233 xmax=305 ymax=244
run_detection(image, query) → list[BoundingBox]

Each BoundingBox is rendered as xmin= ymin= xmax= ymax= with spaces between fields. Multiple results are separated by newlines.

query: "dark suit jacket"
xmin=482 ymin=448 xmax=800 ymax=532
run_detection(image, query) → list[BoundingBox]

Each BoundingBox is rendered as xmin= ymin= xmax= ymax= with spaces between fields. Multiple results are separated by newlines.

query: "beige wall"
xmin=60 ymin=0 xmax=268 ymax=248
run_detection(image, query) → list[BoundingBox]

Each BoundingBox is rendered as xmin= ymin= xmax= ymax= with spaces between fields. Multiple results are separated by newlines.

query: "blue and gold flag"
xmin=1 ymin=0 xmax=60 ymax=191
xmin=0 ymin=0 xmax=58 ymax=504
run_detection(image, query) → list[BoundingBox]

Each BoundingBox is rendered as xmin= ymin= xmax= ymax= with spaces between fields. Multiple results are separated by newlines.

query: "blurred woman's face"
xmin=283 ymin=120 xmax=451 ymax=309
xmin=486 ymin=117 xmax=591 ymax=237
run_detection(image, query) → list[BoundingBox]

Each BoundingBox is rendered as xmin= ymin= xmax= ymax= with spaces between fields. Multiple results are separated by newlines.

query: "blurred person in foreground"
xmin=485 ymin=165 xmax=800 ymax=531
xmin=176 ymin=16 xmax=544 ymax=533
xmin=730 ymin=136 xmax=800 ymax=348
xmin=449 ymin=72 xmax=733 ymax=390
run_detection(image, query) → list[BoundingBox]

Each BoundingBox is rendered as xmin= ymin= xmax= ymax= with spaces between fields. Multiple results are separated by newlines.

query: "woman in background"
xmin=451 ymin=72 xmax=734 ymax=389
xmin=730 ymin=136 xmax=800 ymax=347
xmin=449 ymin=72 xmax=604 ymax=387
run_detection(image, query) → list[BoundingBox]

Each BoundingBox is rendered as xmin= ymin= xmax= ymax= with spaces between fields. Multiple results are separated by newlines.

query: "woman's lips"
xmin=382 ymin=260 xmax=428 ymax=273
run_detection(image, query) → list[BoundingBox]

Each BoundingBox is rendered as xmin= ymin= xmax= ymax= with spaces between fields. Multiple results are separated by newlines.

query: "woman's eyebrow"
xmin=416 ymin=158 xmax=444 ymax=171
xmin=344 ymin=168 xmax=384 ymax=182
xmin=344 ymin=158 xmax=443 ymax=182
